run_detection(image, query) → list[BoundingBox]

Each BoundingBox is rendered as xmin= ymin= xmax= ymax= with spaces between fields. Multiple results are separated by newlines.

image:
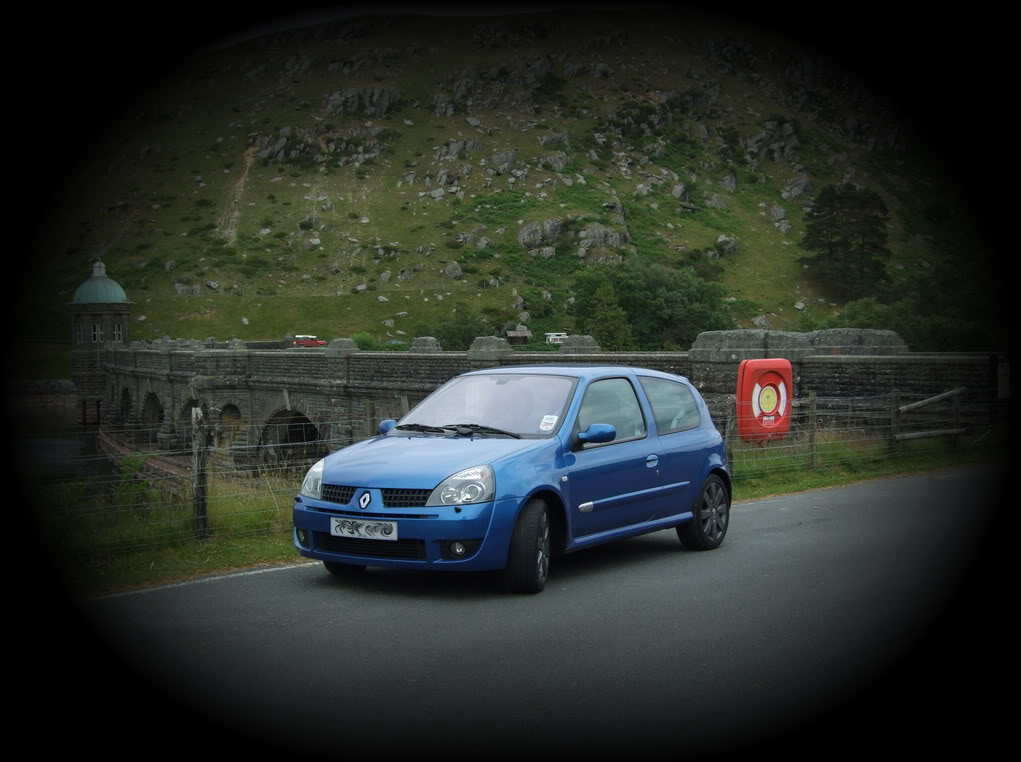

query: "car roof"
xmin=464 ymin=365 xmax=691 ymax=384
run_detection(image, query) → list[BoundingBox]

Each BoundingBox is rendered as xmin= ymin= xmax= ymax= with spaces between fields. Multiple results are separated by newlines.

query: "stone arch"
xmin=120 ymin=387 xmax=132 ymax=426
xmin=217 ymin=404 xmax=243 ymax=449
xmin=257 ymin=407 xmax=327 ymax=469
xmin=140 ymin=392 xmax=164 ymax=447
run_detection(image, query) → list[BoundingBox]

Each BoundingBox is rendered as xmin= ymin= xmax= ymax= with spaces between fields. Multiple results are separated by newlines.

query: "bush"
xmin=351 ymin=331 xmax=383 ymax=350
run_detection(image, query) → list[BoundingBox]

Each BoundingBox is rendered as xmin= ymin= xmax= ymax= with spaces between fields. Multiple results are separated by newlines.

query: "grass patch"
xmin=731 ymin=427 xmax=1000 ymax=500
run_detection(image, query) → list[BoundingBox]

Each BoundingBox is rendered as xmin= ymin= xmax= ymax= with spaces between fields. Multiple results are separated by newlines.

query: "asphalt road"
xmin=41 ymin=464 xmax=1007 ymax=755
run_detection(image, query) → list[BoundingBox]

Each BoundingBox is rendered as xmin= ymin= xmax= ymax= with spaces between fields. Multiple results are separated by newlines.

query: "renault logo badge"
xmin=359 ymin=491 xmax=371 ymax=509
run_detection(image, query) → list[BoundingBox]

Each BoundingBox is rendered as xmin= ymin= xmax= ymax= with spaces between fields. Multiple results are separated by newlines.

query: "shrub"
xmin=351 ymin=331 xmax=383 ymax=350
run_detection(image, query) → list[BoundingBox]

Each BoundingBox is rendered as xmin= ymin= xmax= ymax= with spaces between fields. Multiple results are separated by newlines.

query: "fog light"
xmin=296 ymin=528 xmax=308 ymax=546
xmin=449 ymin=541 xmax=467 ymax=557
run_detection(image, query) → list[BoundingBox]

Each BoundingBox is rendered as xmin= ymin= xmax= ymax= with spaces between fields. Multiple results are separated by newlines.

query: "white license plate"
xmin=330 ymin=517 xmax=398 ymax=541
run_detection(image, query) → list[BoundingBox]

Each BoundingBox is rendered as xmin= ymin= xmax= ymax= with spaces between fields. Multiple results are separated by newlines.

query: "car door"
xmin=566 ymin=376 xmax=664 ymax=537
xmin=637 ymin=376 xmax=713 ymax=520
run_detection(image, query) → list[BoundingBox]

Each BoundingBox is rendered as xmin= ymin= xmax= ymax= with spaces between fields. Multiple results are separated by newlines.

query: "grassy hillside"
xmin=25 ymin=9 xmax=984 ymax=354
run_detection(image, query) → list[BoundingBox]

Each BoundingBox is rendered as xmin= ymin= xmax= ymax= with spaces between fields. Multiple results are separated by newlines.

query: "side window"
xmin=576 ymin=378 xmax=646 ymax=443
xmin=638 ymin=377 xmax=701 ymax=435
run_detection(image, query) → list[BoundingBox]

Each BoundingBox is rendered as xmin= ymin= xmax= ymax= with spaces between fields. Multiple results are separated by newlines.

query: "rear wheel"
xmin=324 ymin=560 xmax=366 ymax=575
xmin=677 ymin=474 xmax=730 ymax=550
xmin=504 ymin=498 xmax=551 ymax=594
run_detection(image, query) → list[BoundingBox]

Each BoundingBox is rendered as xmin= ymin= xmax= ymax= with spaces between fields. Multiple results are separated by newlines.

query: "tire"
xmin=323 ymin=560 xmax=366 ymax=575
xmin=677 ymin=473 xmax=730 ymax=550
xmin=503 ymin=498 xmax=551 ymax=594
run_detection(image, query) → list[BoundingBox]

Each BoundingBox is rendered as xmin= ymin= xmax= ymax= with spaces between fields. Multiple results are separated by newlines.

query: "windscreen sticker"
xmin=539 ymin=414 xmax=559 ymax=431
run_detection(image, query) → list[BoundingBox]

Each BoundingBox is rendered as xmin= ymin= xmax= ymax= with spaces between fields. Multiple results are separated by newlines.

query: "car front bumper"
xmin=292 ymin=494 xmax=519 ymax=571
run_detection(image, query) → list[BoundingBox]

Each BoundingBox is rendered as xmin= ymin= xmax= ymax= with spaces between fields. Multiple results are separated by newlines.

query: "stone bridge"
xmin=97 ymin=329 xmax=1009 ymax=467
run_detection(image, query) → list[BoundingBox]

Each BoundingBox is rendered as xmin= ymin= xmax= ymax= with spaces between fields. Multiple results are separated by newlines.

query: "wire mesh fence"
xmin=27 ymin=387 xmax=1004 ymax=559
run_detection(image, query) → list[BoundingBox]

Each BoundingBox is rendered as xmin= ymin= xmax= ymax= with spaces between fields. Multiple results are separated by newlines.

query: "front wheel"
xmin=677 ymin=474 xmax=730 ymax=550
xmin=504 ymin=498 xmax=551 ymax=594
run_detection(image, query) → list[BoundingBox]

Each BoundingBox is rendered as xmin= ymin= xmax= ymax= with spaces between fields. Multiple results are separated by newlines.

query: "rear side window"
xmin=638 ymin=377 xmax=701 ymax=435
xmin=576 ymin=378 xmax=647 ymax=443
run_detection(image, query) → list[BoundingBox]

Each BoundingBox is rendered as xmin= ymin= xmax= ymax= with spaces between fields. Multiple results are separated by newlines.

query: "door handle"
xmin=646 ymin=455 xmax=658 ymax=468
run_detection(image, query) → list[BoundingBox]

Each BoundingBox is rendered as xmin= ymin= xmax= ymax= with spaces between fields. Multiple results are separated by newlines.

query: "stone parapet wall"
xmin=799 ymin=354 xmax=995 ymax=400
xmin=84 ymin=330 xmax=1008 ymax=460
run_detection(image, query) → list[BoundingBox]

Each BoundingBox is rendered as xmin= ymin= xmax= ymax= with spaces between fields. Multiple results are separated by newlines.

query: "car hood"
xmin=322 ymin=433 xmax=544 ymax=488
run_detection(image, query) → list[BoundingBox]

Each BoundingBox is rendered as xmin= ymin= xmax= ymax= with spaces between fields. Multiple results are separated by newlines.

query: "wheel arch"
xmin=710 ymin=466 xmax=732 ymax=503
xmin=520 ymin=488 xmax=568 ymax=555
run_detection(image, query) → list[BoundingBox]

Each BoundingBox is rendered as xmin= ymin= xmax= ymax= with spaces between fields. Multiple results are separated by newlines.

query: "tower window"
xmin=92 ymin=324 xmax=104 ymax=343
xmin=113 ymin=323 xmax=123 ymax=342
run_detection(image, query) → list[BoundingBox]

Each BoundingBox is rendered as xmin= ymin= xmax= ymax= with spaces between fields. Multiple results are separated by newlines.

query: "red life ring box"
xmin=736 ymin=358 xmax=792 ymax=441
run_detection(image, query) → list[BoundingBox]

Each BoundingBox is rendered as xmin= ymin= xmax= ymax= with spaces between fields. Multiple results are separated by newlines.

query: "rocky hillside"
xmin=25 ymin=8 xmax=994 ymax=350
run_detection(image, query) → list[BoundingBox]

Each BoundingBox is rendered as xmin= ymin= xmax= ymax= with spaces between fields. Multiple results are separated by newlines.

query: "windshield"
xmin=397 ymin=374 xmax=575 ymax=437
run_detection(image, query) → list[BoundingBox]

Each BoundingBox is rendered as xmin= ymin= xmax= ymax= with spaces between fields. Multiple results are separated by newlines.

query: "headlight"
xmin=427 ymin=465 xmax=495 ymax=506
xmin=300 ymin=458 xmax=325 ymax=499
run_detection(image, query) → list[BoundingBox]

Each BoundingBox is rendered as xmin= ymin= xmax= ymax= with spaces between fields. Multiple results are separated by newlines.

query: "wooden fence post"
xmin=808 ymin=391 xmax=817 ymax=469
xmin=888 ymin=389 xmax=900 ymax=458
xmin=724 ymin=409 xmax=735 ymax=481
xmin=192 ymin=406 xmax=210 ymax=540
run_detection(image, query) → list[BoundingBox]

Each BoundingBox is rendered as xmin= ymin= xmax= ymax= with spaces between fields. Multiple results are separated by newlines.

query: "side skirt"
xmin=566 ymin=511 xmax=694 ymax=552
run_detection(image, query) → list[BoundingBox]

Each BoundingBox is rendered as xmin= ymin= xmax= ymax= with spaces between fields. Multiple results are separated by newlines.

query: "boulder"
xmin=578 ymin=222 xmax=629 ymax=249
xmin=538 ymin=131 xmax=569 ymax=148
xmin=490 ymin=150 xmax=516 ymax=175
xmin=715 ymin=234 xmax=738 ymax=257
xmin=517 ymin=217 xmax=563 ymax=249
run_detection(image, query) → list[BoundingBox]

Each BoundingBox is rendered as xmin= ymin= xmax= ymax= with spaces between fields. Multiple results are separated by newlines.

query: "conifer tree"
xmin=799 ymin=184 xmax=891 ymax=298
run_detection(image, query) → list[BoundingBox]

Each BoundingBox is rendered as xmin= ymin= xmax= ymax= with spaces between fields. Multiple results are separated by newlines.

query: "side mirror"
xmin=576 ymin=423 xmax=616 ymax=447
xmin=378 ymin=419 xmax=397 ymax=435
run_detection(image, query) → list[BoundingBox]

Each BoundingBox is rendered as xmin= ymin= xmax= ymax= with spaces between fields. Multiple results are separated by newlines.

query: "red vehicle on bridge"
xmin=294 ymin=335 xmax=327 ymax=347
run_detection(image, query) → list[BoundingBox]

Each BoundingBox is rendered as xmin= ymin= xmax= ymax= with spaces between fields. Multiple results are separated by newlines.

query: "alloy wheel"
xmin=700 ymin=481 xmax=728 ymax=542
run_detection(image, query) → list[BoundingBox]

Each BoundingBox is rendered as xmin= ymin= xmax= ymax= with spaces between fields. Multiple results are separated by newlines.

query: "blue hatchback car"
xmin=293 ymin=365 xmax=731 ymax=593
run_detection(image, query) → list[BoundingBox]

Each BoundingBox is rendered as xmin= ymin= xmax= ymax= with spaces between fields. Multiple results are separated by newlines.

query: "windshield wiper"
xmin=442 ymin=423 xmax=522 ymax=439
xmin=394 ymin=423 xmax=454 ymax=434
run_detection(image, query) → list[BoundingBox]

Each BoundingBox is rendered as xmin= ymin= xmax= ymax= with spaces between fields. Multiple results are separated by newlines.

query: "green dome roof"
xmin=72 ymin=261 xmax=129 ymax=304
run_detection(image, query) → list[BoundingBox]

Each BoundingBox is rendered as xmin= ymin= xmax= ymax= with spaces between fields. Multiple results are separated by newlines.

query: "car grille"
xmin=317 ymin=507 xmax=438 ymax=520
xmin=382 ymin=488 xmax=431 ymax=508
xmin=321 ymin=484 xmax=356 ymax=505
xmin=316 ymin=532 xmax=426 ymax=560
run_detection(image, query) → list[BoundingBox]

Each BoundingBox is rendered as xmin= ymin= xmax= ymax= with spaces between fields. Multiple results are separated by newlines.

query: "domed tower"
xmin=68 ymin=259 xmax=132 ymax=424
